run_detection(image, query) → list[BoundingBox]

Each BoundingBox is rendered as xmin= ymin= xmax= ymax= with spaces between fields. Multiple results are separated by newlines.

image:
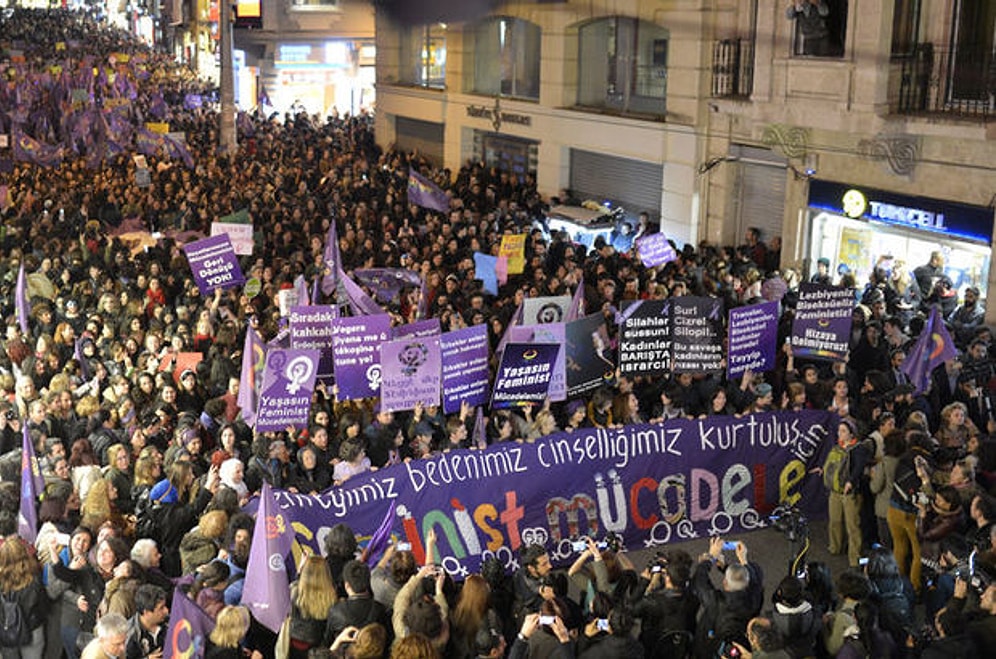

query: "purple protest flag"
xmin=364 ymin=501 xmax=397 ymax=567
xmin=18 ymin=424 xmax=42 ymax=544
xmin=15 ymin=262 xmax=29 ymax=336
xmin=472 ymin=406 xmax=487 ymax=449
xmin=354 ymin=268 xmax=423 ymax=304
xmin=340 ymin=271 xmax=384 ymax=316
xmin=163 ymin=133 xmax=195 ymax=169
xmin=416 ymin=275 xmax=428 ymax=319
xmin=407 ymin=170 xmax=450 ymax=213
xmin=237 ymin=324 xmax=265 ymax=427
xmin=294 ymin=275 xmax=310 ymax=307
xmin=164 ymin=588 xmax=214 ymax=659
xmin=134 ymin=126 xmax=163 ymax=157
xmin=320 ymin=220 xmax=340 ymax=296
xmin=566 ymin=275 xmax=585 ymax=322
xmin=12 ymin=129 xmax=64 ymax=168
xmin=902 ymin=306 xmax=957 ymax=394
xmin=495 ymin=301 xmax=524 ymax=358
xmin=241 ymin=482 xmax=293 ymax=633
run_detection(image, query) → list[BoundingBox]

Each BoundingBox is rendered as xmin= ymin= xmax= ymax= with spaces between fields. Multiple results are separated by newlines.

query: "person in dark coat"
xmin=692 ymin=537 xmax=764 ymax=658
xmin=769 ymin=575 xmax=820 ymax=659
xmin=629 ymin=550 xmax=698 ymax=658
xmin=140 ymin=461 xmax=218 ymax=578
xmin=322 ymin=561 xmax=391 ymax=648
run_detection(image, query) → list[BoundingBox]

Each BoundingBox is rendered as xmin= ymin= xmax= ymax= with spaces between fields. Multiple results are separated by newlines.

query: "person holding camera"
xmin=943 ymin=573 xmax=996 ymax=652
xmin=508 ymin=612 xmax=571 ymax=659
xmin=630 ymin=549 xmax=697 ymax=659
xmin=691 ymin=537 xmax=764 ymax=658
xmin=567 ymin=535 xmax=637 ymax=607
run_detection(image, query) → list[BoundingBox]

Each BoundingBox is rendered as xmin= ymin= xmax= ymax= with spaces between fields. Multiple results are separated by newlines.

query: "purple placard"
xmin=393 ymin=318 xmax=441 ymax=339
xmin=330 ymin=314 xmax=391 ymax=400
xmin=509 ymin=324 xmax=566 ymax=401
xmin=636 ymin=233 xmax=678 ymax=267
xmin=565 ymin=313 xmax=615 ymax=397
xmin=265 ymin=410 xmax=835 ymax=576
xmin=440 ymin=325 xmax=490 ymax=414
xmin=491 ymin=343 xmax=561 ymax=409
xmin=289 ymin=305 xmax=337 ymax=381
xmin=790 ymin=284 xmax=854 ymax=362
xmin=379 ymin=336 xmax=442 ymax=412
xmin=671 ymin=296 xmax=724 ymax=373
xmin=254 ymin=349 xmax=320 ymax=431
xmin=182 ymin=234 xmax=245 ymax=295
xmin=184 ymin=93 xmax=202 ymax=109
xmin=618 ymin=299 xmax=671 ymax=376
xmin=727 ymin=301 xmax=780 ymax=378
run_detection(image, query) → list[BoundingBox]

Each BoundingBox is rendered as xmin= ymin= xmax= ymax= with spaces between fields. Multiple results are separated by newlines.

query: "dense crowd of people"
xmin=1 ymin=7 xmax=996 ymax=659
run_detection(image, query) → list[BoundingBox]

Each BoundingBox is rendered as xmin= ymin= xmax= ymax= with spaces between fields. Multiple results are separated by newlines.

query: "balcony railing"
xmin=711 ymin=39 xmax=754 ymax=98
xmin=896 ymin=43 xmax=995 ymax=120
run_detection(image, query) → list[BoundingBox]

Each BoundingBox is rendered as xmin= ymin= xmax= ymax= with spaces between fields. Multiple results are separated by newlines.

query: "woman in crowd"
xmin=207 ymin=606 xmax=259 ymax=659
xmin=288 ymin=556 xmax=339 ymax=659
xmin=0 ymin=535 xmax=47 ymax=659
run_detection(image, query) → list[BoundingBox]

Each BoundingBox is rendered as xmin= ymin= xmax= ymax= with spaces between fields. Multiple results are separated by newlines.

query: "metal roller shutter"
xmin=394 ymin=117 xmax=445 ymax=165
xmin=569 ymin=149 xmax=663 ymax=221
xmin=730 ymin=145 xmax=788 ymax=246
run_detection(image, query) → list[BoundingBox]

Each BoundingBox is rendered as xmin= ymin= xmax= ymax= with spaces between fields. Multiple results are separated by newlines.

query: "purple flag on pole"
xmin=293 ymin=275 xmax=310 ymax=307
xmin=254 ymin=349 xmax=320 ymax=432
xmin=407 ymin=170 xmax=450 ymax=213
xmin=354 ymin=268 xmax=423 ymax=304
xmin=901 ymin=306 xmax=957 ymax=394
xmin=472 ymin=406 xmax=487 ymax=449
xmin=15 ymin=262 xmax=29 ymax=336
xmin=566 ymin=275 xmax=585 ymax=322
xmin=321 ymin=220 xmax=340 ymax=296
xmin=163 ymin=588 xmax=213 ymax=659
xmin=18 ymin=424 xmax=42 ymax=544
xmin=363 ymin=501 xmax=397 ymax=567
xmin=12 ymin=129 xmax=63 ymax=167
xmin=237 ymin=324 xmax=265 ymax=426
xmin=496 ymin=301 xmax=523 ymax=358
xmin=241 ymin=482 xmax=293 ymax=633
xmin=341 ymin=271 xmax=384 ymax=316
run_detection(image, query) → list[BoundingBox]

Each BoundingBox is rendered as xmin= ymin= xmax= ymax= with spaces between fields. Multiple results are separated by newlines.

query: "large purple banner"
xmin=267 ymin=410 xmax=835 ymax=576
xmin=491 ymin=343 xmax=561 ymax=409
xmin=790 ymin=284 xmax=854 ymax=362
xmin=728 ymin=301 xmax=780 ymax=378
xmin=379 ymin=336 xmax=442 ymax=412
xmin=182 ymin=234 xmax=245 ymax=295
xmin=331 ymin=314 xmax=391 ymax=400
xmin=440 ymin=325 xmax=491 ymax=415
xmin=672 ymin=296 xmax=724 ymax=374
xmin=510 ymin=324 xmax=566 ymax=401
xmin=289 ymin=305 xmax=337 ymax=381
xmin=255 ymin=349 xmax=320 ymax=431
xmin=618 ymin=299 xmax=671 ymax=376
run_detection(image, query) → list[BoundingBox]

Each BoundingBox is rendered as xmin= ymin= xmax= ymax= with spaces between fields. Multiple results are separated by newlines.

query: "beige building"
xmin=374 ymin=0 xmax=996 ymax=316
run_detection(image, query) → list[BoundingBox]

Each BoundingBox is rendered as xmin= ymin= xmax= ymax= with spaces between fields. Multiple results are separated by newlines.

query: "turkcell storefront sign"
xmin=808 ymin=180 xmax=993 ymax=244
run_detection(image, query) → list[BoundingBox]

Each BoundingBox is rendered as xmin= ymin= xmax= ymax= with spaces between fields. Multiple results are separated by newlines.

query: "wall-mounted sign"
xmin=808 ymin=180 xmax=993 ymax=244
xmin=466 ymin=104 xmax=532 ymax=127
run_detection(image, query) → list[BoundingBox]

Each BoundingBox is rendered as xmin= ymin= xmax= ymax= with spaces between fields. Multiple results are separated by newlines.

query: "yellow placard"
xmin=499 ymin=234 xmax=527 ymax=275
xmin=55 ymin=42 xmax=66 ymax=51
xmin=145 ymin=122 xmax=170 ymax=135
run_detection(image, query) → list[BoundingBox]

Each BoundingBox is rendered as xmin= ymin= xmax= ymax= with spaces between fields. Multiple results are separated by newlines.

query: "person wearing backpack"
xmin=821 ymin=419 xmax=873 ymax=567
xmin=0 ymin=535 xmax=47 ymax=658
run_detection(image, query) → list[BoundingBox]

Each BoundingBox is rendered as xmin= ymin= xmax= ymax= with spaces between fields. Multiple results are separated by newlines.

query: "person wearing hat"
xmin=821 ymin=418 xmax=874 ymax=566
xmin=750 ymin=382 xmax=774 ymax=414
xmin=949 ymin=286 xmax=985 ymax=349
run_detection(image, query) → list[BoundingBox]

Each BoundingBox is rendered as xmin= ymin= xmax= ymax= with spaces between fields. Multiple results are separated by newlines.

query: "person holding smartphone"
xmin=691 ymin=537 xmax=764 ymax=658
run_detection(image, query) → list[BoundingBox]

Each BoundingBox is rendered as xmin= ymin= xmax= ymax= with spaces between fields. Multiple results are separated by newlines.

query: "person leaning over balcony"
xmin=786 ymin=0 xmax=831 ymax=56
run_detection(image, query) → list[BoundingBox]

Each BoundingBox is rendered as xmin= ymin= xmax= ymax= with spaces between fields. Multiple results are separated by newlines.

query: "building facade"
xmin=374 ymin=0 xmax=996 ymax=317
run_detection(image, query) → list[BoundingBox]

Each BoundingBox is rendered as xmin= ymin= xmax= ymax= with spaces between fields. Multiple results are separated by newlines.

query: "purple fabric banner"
xmin=491 ymin=343 xmax=561 ymax=409
xmin=254 ymin=349 xmax=320 ymax=431
xmin=320 ymin=220 xmax=340 ymax=297
xmin=331 ymin=314 xmax=391 ymax=401
xmin=15 ymin=262 xmax=29 ymax=335
xmin=618 ymin=299 xmax=671 ymax=376
xmin=789 ymin=284 xmax=854 ymax=362
xmin=728 ymin=301 xmax=780 ymax=378
xmin=182 ymin=234 xmax=246 ymax=295
xmin=237 ymin=324 xmax=265 ymax=426
xmin=901 ymin=306 xmax=957 ymax=394
xmin=265 ymin=410 xmax=835 ymax=576
xmin=164 ymin=588 xmax=213 ymax=659
xmin=393 ymin=319 xmax=441 ymax=339
xmin=12 ymin=129 xmax=63 ymax=167
xmin=183 ymin=93 xmax=203 ymax=109
xmin=510 ymin=324 xmax=567 ymax=402
xmin=636 ymin=233 xmax=678 ymax=267
xmin=354 ymin=268 xmax=423 ymax=304
xmin=441 ymin=325 xmax=491 ymax=415
xmin=565 ymin=314 xmax=615 ymax=398
xmin=379 ymin=336 xmax=442 ymax=412
xmin=19 ymin=425 xmax=42 ymax=544
xmin=241 ymin=482 xmax=294 ymax=633
xmin=289 ymin=305 xmax=337 ymax=381
xmin=408 ymin=170 xmax=450 ymax=213
xmin=672 ymin=296 xmax=725 ymax=374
